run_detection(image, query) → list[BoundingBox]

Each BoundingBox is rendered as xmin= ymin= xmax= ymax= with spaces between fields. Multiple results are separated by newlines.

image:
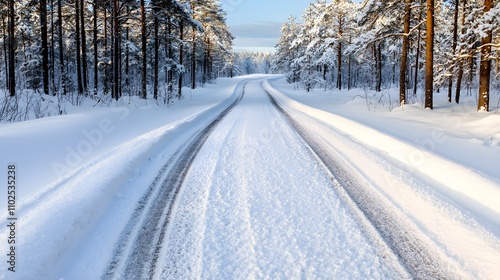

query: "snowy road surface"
xmin=158 ymin=80 xmax=406 ymax=279
xmin=1 ymin=76 xmax=499 ymax=279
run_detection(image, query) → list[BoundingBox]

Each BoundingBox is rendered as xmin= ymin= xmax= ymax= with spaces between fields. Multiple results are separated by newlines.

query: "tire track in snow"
xmin=161 ymin=81 xmax=406 ymax=279
xmin=101 ymin=81 xmax=247 ymax=280
xmin=160 ymin=110 xmax=261 ymax=279
xmin=263 ymin=82 xmax=461 ymax=280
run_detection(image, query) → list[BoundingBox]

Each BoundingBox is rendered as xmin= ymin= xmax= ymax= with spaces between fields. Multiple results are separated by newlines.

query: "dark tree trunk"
xmin=113 ymin=0 xmax=120 ymax=100
xmin=178 ymin=22 xmax=184 ymax=99
xmin=455 ymin=0 xmax=466 ymax=104
xmin=373 ymin=43 xmax=382 ymax=92
xmin=448 ymin=0 xmax=459 ymax=103
xmin=2 ymin=17 xmax=8 ymax=90
xmin=167 ymin=17 xmax=173 ymax=95
xmin=392 ymin=52 xmax=396 ymax=85
xmin=207 ymin=41 xmax=212 ymax=80
xmin=203 ymin=38 xmax=208 ymax=84
xmin=125 ymin=24 xmax=129 ymax=95
xmin=467 ymin=28 xmax=476 ymax=95
xmin=40 ymin=0 xmax=49 ymax=95
xmin=413 ymin=0 xmax=423 ymax=97
xmin=478 ymin=0 xmax=492 ymax=111
xmin=347 ymin=54 xmax=352 ymax=90
xmin=190 ymin=3 xmax=196 ymax=89
xmin=118 ymin=31 xmax=122 ymax=96
xmin=153 ymin=13 xmax=159 ymax=100
xmin=104 ymin=5 xmax=108 ymax=95
xmin=80 ymin=0 xmax=88 ymax=94
xmin=75 ymin=0 xmax=83 ymax=95
xmin=50 ymin=0 xmax=56 ymax=95
xmin=347 ymin=36 xmax=352 ymax=90
xmin=400 ymin=0 xmax=412 ymax=104
xmin=323 ymin=64 xmax=327 ymax=83
xmin=57 ymin=0 xmax=66 ymax=95
xmin=140 ymin=0 xmax=147 ymax=99
xmin=425 ymin=0 xmax=434 ymax=110
xmin=337 ymin=17 xmax=343 ymax=90
xmin=191 ymin=28 xmax=196 ymax=89
xmin=93 ymin=0 xmax=98 ymax=95
xmin=377 ymin=43 xmax=382 ymax=92
xmin=8 ymin=0 xmax=16 ymax=96
xmin=337 ymin=41 xmax=342 ymax=90
xmin=456 ymin=59 xmax=464 ymax=104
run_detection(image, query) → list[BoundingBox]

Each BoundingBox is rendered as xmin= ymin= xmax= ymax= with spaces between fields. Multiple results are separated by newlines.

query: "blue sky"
xmin=220 ymin=0 xmax=362 ymax=53
xmin=220 ymin=0 xmax=313 ymax=53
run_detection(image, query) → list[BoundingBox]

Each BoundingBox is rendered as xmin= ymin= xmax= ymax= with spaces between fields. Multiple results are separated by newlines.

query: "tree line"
xmin=1 ymin=0 xmax=234 ymax=104
xmin=273 ymin=0 xmax=499 ymax=111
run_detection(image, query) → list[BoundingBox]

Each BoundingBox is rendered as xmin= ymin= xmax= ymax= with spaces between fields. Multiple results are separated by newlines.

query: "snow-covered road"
xmin=158 ymin=80 xmax=407 ymax=279
xmin=1 ymin=76 xmax=498 ymax=280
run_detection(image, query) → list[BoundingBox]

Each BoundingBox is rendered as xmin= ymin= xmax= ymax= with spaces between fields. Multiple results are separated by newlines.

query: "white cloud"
xmin=229 ymin=22 xmax=281 ymax=52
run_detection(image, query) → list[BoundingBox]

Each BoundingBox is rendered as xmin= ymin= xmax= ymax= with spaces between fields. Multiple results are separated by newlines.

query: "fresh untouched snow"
xmin=0 ymin=75 xmax=499 ymax=279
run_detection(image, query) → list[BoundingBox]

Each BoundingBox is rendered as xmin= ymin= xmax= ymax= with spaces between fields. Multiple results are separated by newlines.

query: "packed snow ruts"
xmin=159 ymin=80 xmax=407 ymax=279
xmin=263 ymin=82 xmax=461 ymax=279
xmin=101 ymin=81 xmax=247 ymax=280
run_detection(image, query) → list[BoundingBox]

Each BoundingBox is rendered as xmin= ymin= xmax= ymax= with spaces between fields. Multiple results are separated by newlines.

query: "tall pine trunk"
xmin=140 ymin=0 xmax=147 ymax=99
xmin=337 ymin=17 xmax=343 ymax=90
xmin=50 ymin=0 xmax=55 ymax=95
xmin=93 ymin=0 xmax=98 ymax=95
xmin=2 ymin=17 xmax=8 ymax=90
xmin=178 ymin=22 xmax=184 ymax=99
xmin=191 ymin=3 xmax=196 ymax=90
xmin=400 ymin=0 xmax=412 ymax=104
xmin=118 ymin=31 xmax=122 ymax=96
xmin=104 ymin=6 xmax=109 ymax=95
xmin=125 ymin=23 xmax=129 ymax=95
xmin=40 ymin=0 xmax=49 ymax=95
xmin=347 ymin=36 xmax=352 ymax=90
xmin=478 ymin=0 xmax=492 ymax=111
xmin=467 ymin=33 xmax=476 ymax=95
xmin=425 ymin=0 xmax=434 ymax=110
xmin=8 ymin=0 xmax=16 ymax=97
xmin=153 ymin=12 xmax=159 ymax=100
xmin=57 ymin=0 xmax=66 ymax=95
xmin=448 ymin=0 xmax=460 ymax=103
xmin=80 ymin=0 xmax=88 ymax=94
xmin=192 ymin=28 xmax=196 ymax=89
xmin=113 ymin=0 xmax=120 ymax=101
xmin=337 ymin=41 xmax=342 ymax=90
xmin=455 ymin=0 xmax=466 ymax=104
xmin=167 ymin=17 xmax=173 ymax=96
xmin=75 ymin=0 xmax=83 ymax=95
xmin=373 ymin=43 xmax=382 ymax=92
xmin=203 ymin=38 xmax=209 ymax=84
xmin=413 ymin=0 xmax=424 ymax=97
xmin=377 ymin=43 xmax=382 ymax=92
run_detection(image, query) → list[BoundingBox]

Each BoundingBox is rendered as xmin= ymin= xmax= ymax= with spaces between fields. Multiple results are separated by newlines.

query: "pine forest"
xmin=274 ymin=0 xmax=499 ymax=111
xmin=1 ymin=0 xmax=499 ymax=123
